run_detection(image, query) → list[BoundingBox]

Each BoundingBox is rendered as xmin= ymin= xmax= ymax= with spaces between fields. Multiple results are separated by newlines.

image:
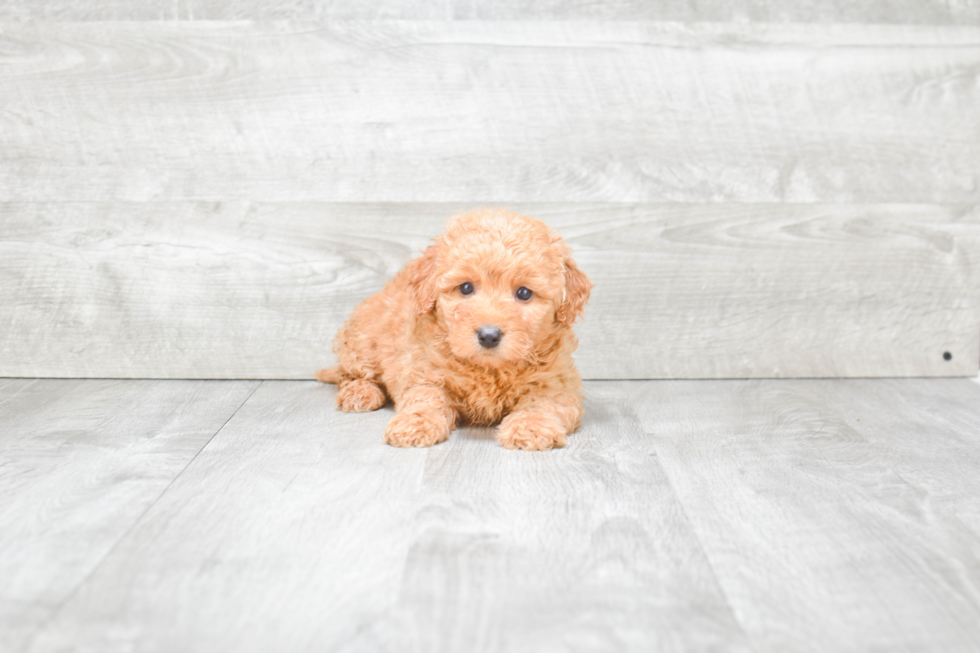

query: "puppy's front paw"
xmin=337 ymin=379 xmax=386 ymax=413
xmin=385 ymin=410 xmax=450 ymax=448
xmin=497 ymin=411 xmax=567 ymax=451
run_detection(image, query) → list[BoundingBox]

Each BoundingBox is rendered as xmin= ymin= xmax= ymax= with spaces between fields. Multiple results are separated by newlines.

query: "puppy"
xmin=316 ymin=208 xmax=592 ymax=450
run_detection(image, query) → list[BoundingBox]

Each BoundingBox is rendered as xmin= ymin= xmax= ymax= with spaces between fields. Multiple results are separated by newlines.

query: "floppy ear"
xmin=406 ymin=244 xmax=439 ymax=315
xmin=556 ymin=256 xmax=593 ymax=327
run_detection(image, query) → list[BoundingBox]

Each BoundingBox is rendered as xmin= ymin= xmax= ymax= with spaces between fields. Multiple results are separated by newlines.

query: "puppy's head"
xmin=408 ymin=208 xmax=592 ymax=367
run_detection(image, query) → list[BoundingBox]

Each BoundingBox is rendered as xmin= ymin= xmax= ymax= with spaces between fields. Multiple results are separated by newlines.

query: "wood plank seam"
xmin=21 ymin=380 xmax=264 ymax=651
xmin=643 ymin=426 xmax=752 ymax=643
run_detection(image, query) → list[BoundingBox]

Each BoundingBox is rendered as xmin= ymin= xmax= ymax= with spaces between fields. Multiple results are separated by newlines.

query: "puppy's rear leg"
xmin=336 ymin=377 xmax=387 ymax=413
xmin=315 ymin=367 xmax=342 ymax=384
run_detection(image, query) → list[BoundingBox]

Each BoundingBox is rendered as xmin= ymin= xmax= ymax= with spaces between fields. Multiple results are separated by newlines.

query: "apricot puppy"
xmin=316 ymin=208 xmax=592 ymax=450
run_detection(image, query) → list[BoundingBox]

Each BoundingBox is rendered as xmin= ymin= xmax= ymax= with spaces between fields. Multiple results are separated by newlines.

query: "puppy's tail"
xmin=314 ymin=366 xmax=342 ymax=384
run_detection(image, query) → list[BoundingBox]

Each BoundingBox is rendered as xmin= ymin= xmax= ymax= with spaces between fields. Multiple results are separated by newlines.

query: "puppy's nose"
xmin=477 ymin=325 xmax=503 ymax=349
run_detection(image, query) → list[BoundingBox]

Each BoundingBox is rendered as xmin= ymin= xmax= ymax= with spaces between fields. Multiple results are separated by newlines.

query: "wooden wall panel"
xmin=1 ymin=202 xmax=976 ymax=379
xmin=1 ymin=20 xmax=977 ymax=379
xmin=1 ymin=22 xmax=977 ymax=204
xmin=2 ymin=0 xmax=978 ymax=23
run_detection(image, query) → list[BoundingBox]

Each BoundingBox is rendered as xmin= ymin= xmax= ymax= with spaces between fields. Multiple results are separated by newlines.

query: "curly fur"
xmin=316 ymin=208 xmax=593 ymax=450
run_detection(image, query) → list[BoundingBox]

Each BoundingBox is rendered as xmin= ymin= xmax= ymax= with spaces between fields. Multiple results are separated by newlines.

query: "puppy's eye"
xmin=516 ymin=286 xmax=533 ymax=301
xmin=459 ymin=282 xmax=474 ymax=296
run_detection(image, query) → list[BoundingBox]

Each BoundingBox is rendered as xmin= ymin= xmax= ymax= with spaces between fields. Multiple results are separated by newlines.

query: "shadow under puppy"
xmin=316 ymin=208 xmax=592 ymax=450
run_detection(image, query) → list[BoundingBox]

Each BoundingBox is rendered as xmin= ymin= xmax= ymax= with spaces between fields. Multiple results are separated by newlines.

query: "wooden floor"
xmin=3 ymin=378 xmax=980 ymax=652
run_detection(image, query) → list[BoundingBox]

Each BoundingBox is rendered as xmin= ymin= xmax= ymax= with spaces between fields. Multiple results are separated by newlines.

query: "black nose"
xmin=477 ymin=325 xmax=503 ymax=349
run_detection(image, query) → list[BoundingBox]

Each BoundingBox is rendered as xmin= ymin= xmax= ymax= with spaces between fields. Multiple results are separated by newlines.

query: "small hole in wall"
xmin=943 ymin=351 xmax=952 ymax=361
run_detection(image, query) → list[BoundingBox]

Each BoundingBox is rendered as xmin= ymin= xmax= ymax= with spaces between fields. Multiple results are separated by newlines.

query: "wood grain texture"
xmin=828 ymin=379 xmax=980 ymax=540
xmin=342 ymin=382 xmax=750 ymax=652
xmin=1 ymin=22 xmax=978 ymax=204
xmin=0 ymin=378 xmax=258 ymax=653
xmin=631 ymin=378 xmax=980 ymax=653
xmin=2 ymin=0 xmax=978 ymax=23
xmin=26 ymin=381 xmax=433 ymax=653
xmin=10 ymin=378 xmax=980 ymax=651
xmin=25 ymin=380 xmax=752 ymax=653
xmin=1 ymin=202 xmax=977 ymax=379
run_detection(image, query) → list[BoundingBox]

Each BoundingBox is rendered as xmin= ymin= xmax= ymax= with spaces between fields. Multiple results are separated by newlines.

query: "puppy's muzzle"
xmin=477 ymin=325 xmax=503 ymax=349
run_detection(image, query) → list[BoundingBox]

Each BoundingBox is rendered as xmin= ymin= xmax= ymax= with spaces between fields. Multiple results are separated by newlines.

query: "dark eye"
xmin=516 ymin=286 xmax=533 ymax=301
xmin=459 ymin=282 xmax=474 ymax=296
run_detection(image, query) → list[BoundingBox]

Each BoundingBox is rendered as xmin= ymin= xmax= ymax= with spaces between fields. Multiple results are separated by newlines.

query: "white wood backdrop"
xmin=2 ymin=0 xmax=978 ymax=23
xmin=1 ymin=19 xmax=978 ymax=379
xmin=1 ymin=22 xmax=978 ymax=204
xmin=1 ymin=202 xmax=977 ymax=379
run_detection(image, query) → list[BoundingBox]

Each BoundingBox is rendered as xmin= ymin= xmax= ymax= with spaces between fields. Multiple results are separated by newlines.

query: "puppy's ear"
xmin=406 ymin=244 xmax=439 ymax=314
xmin=556 ymin=256 xmax=593 ymax=327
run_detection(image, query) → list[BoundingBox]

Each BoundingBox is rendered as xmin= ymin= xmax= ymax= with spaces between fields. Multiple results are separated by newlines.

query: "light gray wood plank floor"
xmin=0 ymin=379 xmax=259 ymax=653
xmin=3 ymin=378 xmax=980 ymax=652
